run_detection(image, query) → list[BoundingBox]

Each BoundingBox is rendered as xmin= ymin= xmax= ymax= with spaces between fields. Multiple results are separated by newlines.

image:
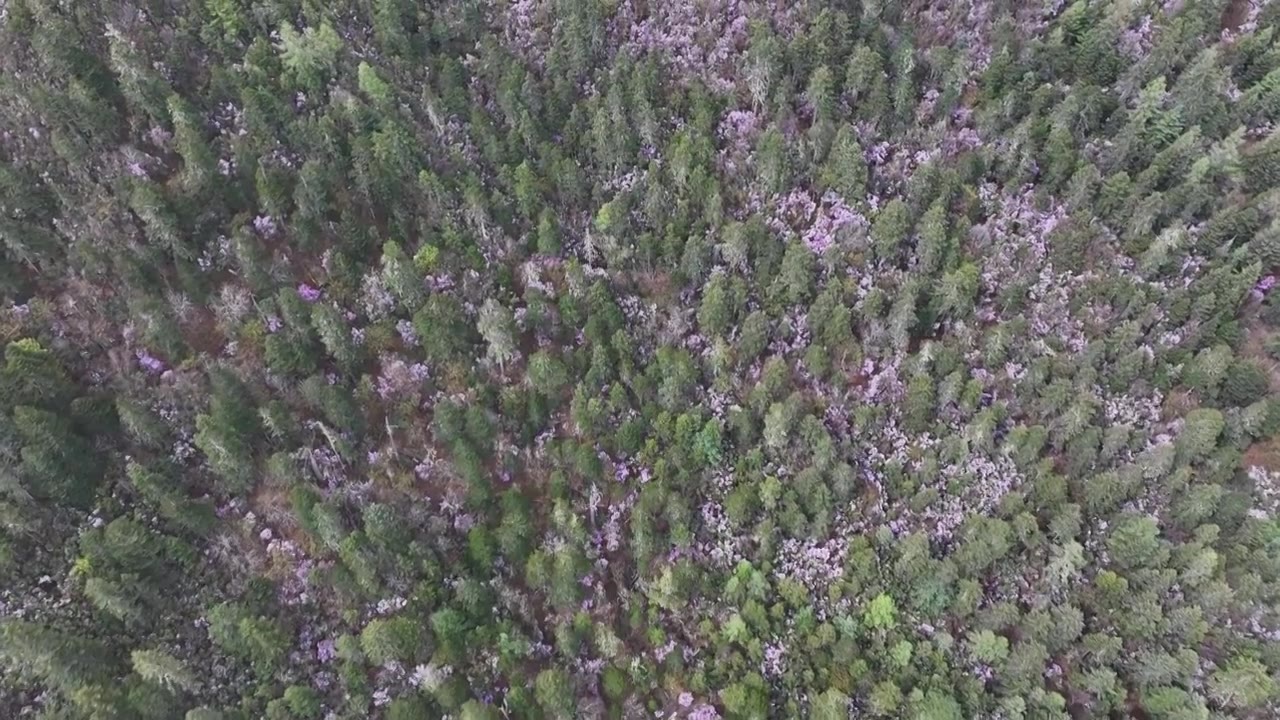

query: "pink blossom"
xmin=297 ymin=283 xmax=322 ymax=302
xmin=316 ymin=638 xmax=337 ymax=663
xmin=253 ymin=214 xmax=279 ymax=237
xmin=1120 ymin=15 xmax=1154 ymax=59
xmin=136 ymin=349 xmax=166 ymax=375
xmin=689 ymin=705 xmax=722 ymax=720
xmin=1252 ymin=275 xmax=1276 ymax=301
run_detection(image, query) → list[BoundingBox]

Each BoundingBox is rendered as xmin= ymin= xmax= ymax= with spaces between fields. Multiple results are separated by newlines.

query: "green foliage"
xmin=773 ymin=242 xmax=816 ymax=305
xmin=863 ymin=593 xmax=898 ymax=631
xmin=169 ymin=96 xmax=216 ymax=195
xmin=1106 ymin=514 xmax=1164 ymax=571
xmin=967 ymin=629 xmax=1009 ymax=663
xmin=811 ymin=687 xmax=850 ymax=720
xmin=1 ymin=339 xmax=72 ymax=411
xmin=360 ymin=617 xmax=424 ymax=666
xmin=277 ymin=22 xmax=342 ymax=91
xmin=820 ymin=126 xmax=868 ymax=200
xmin=357 ymin=62 xmax=393 ymax=104
xmin=872 ymin=199 xmax=911 ymax=260
xmin=904 ymin=373 xmax=936 ymax=433
xmin=1208 ymin=657 xmax=1275 ymax=709
xmin=207 ymin=603 xmax=289 ymax=674
xmin=12 ymin=405 xmax=99 ymax=507
xmin=413 ymin=294 xmax=475 ymax=363
xmin=528 ymin=350 xmax=569 ymax=397
xmin=194 ymin=369 xmax=261 ymax=491
xmin=0 ymin=621 xmax=115 ymax=695
xmin=534 ymin=668 xmax=575 ymax=719
xmin=1244 ymin=127 xmax=1280 ymax=194
xmin=1221 ymin=359 xmax=1270 ymax=407
xmin=282 ymin=685 xmax=322 ymax=719
xmin=1176 ymin=409 xmax=1224 ymax=464
xmin=478 ymin=298 xmax=518 ymax=368
xmin=913 ymin=689 xmax=963 ymax=720
xmin=311 ymin=301 xmax=359 ymax=370
xmin=132 ymin=649 xmax=199 ymax=694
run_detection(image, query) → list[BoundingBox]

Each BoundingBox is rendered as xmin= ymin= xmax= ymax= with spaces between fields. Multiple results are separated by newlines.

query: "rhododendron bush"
xmin=1 ymin=0 xmax=1280 ymax=718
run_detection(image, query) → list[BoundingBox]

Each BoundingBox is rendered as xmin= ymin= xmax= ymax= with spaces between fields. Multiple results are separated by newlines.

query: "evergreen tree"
xmin=131 ymin=649 xmax=199 ymax=694
xmin=478 ymin=298 xmax=518 ymax=369
xmin=820 ymin=125 xmax=869 ymax=200
xmin=193 ymin=369 xmax=261 ymax=491
xmin=0 ymin=621 xmax=116 ymax=695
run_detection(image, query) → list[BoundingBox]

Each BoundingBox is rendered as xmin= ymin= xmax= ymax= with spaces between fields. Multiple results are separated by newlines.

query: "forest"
xmin=2 ymin=0 xmax=1280 ymax=718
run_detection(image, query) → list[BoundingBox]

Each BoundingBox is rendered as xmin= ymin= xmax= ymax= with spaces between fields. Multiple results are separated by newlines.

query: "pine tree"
xmin=0 ymin=164 xmax=62 ymax=273
xmin=131 ymin=649 xmax=199 ymax=694
xmin=1221 ymin=359 xmax=1270 ymax=407
xmin=915 ymin=200 xmax=949 ymax=276
xmin=106 ymin=30 xmax=171 ymax=126
xmin=888 ymin=278 xmax=920 ymax=350
xmin=773 ymin=242 xmax=816 ymax=306
xmin=534 ymin=668 xmax=576 ymax=720
xmin=698 ymin=274 xmax=735 ymax=337
xmin=1209 ymin=657 xmax=1275 ymax=709
xmin=0 ymin=621 xmax=116 ymax=695
xmin=83 ymin=576 xmax=145 ymax=624
xmin=746 ymin=21 xmax=781 ymax=111
xmin=130 ymin=183 xmax=188 ymax=260
xmin=381 ymin=241 xmax=425 ymax=312
xmin=904 ymin=373 xmax=936 ymax=432
xmin=1244 ymin=127 xmax=1280 ymax=194
xmin=891 ymin=41 xmax=918 ymax=127
xmin=276 ymin=22 xmax=342 ymax=92
xmin=1042 ymin=123 xmax=1078 ymax=192
xmin=806 ymin=65 xmax=836 ymax=156
xmin=1176 ymin=408 xmax=1224 ymax=465
xmin=1172 ymin=47 xmax=1230 ymax=138
xmin=1199 ymin=204 xmax=1262 ymax=252
xmin=1 ymin=339 xmax=73 ymax=411
xmin=193 ymin=369 xmax=260 ymax=491
xmin=811 ymin=688 xmax=851 ymax=720
xmin=310 ymin=302 xmax=358 ymax=371
xmin=756 ymin=125 xmax=789 ymax=195
xmin=1241 ymin=66 xmax=1280 ymax=127
xmin=846 ymin=45 xmax=890 ymax=125
xmin=478 ymin=298 xmax=518 ymax=369
xmin=169 ymin=95 xmax=217 ymax=195
xmin=13 ymin=406 xmax=98 ymax=508
xmin=820 ymin=125 xmax=869 ymax=200
xmin=413 ymin=294 xmax=475 ymax=364
xmin=872 ymin=198 xmax=911 ymax=261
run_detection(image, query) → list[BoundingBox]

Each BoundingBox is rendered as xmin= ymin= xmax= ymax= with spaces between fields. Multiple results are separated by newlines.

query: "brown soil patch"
xmin=1239 ymin=314 xmax=1280 ymax=471
xmin=1239 ymin=316 xmax=1280 ymax=391
xmin=1161 ymin=388 xmax=1200 ymax=421
xmin=633 ymin=270 xmax=676 ymax=302
xmin=182 ymin=306 xmax=227 ymax=356
xmin=1222 ymin=0 xmax=1251 ymax=32
xmin=251 ymin=483 xmax=312 ymax=546
xmin=1243 ymin=435 xmax=1280 ymax=472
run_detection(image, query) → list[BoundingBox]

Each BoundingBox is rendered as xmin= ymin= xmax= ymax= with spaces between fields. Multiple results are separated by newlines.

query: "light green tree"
xmin=132 ymin=649 xmax=199 ymax=693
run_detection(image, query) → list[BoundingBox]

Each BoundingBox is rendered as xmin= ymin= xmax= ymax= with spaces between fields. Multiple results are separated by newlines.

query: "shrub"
xmin=1221 ymin=359 xmax=1270 ymax=407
